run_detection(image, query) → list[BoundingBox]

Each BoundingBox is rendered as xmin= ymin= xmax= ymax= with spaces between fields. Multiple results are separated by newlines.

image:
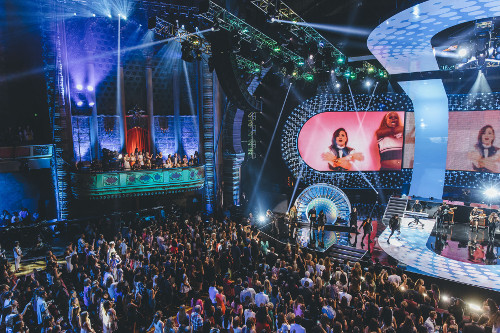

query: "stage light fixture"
xmin=87 ymin=85 xmax=94 ymax=91
xmin=365 ymin=80 xmax=372 ymax=87
xmin=442 ymin=295 xmax=449 ymax=302
xmin=484 ymin=188 xmax=498 ymax=198
xmin=367 ymin=66 xmax=375 ymax=74
xmin=92 ymin=14 xmax=96 ymax=17
xmin=89 ymin=102 xmax=95 ymax=107
xmin=335 ymin=83 xmax=341 ymax=88
xmin=73 ymin=13 xmax=77 ymax=16
xmin=468 ymin=303 xmax=481 ymax=312
xmin=337 ymin=56 xmax=345 ymax=64
xmin=273 ymin=45 xmax=281 ymax=52
xmin=305 ymin=73 xmax=314 ymax=81
xmin=77 ymin=101 xmax=84 ymax=107
xmin=258 ymin=215 xmax=265 ymax=223
xmin=458 ymin=47 xmax=468 ymax=58
xmin=76 ymin=84 xmax=83 ymax=91
xmin=108 ymin=14 xmax=112 ymax=18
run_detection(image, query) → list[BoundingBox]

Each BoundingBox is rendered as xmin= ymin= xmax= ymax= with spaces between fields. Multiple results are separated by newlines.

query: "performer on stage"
xmin=267 ymin=210 xmax=278 ymax=235
xmin=359 ymin=217 xmax=373 ymax=245
xmin=318 ymin=210 xmax=326 ymax=245
xmin=470 ymin=207 xmax=481 ymax=232
xmin=488 ymin=212 xmax=499 ymax=240
xmin=412 ymin=200 xmax=423 ymax=212
xmin=289 ymin=204 xmax=298 ymax=242
xmin=409 ymin=200 xmax=424 ymax=228
xmin=387 ymin=214 xmax=401 ymax=244
xmin=349 ymin=207 xmax=358 ymax=235
xmin=308 ymin=206 xmax=317 ymax=242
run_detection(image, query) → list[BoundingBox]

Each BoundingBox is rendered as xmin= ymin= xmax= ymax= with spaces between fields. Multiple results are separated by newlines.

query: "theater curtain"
xmin=126 ymin=127 xmax=150 ymax=154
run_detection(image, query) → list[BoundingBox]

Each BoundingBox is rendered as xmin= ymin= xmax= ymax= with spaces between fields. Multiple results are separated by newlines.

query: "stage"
xmin=378 ymin=217 xmax=500 ymax=292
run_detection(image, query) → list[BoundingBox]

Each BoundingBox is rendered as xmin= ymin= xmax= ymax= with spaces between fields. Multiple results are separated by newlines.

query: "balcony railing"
xmin=70 ymin=165 xmax=205 ymax=199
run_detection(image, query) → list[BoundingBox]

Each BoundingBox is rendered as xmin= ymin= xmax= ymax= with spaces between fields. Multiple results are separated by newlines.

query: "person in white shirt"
xmin=36 ymin=291 xmax=49 ymax=325
xmin=119 ymin=241 xmax=127 ymax=257
xmin=289 ymin=314 xmax=306 ymax=333
xmin=13 ymin=241 xmax=22 ymax=273
xmin=338 ymin=286 xmax=352 ymax=306
xmin=107 ymin=242 xmax=117 ymax=265
xmin=240 ymin=282 xmax=256 ymax=303
xmin=300 ymin=271 xmax=314 ymax=290
xmin=255 ymin=286 xmax=269 ymax=307
xmin=243 ymin=306 xmax=256 ymax=326
xmin=208 ymin=281 xmax=219 ymax=304
xmin=77 ymin=234 xmax=86 ymax=254
xmin=424 ymin=311 xmax=438 ymax=333
xmin=388 ymin=271 xmax=402 ymax=286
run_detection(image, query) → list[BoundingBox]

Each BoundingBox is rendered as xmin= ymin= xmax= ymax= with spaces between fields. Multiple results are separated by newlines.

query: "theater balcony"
xmin=70 ymin=165 xmax=205 ymax=199
xmin=0 ymin=144 xmax=53 ymax=172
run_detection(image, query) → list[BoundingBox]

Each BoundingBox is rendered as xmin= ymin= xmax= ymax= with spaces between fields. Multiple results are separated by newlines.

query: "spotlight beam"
xmin=273 ymin=19 xmax=372 ymax=37
xmin=287 ymin=162 xmax=305 ymax=213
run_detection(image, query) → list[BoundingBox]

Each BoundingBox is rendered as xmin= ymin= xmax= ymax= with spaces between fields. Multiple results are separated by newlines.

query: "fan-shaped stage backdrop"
xmin=295 ymin=183 xmax=351 ymax=225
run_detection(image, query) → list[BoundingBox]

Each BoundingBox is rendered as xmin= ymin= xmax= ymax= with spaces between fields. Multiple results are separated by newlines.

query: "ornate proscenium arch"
xmin=295 ymin=183 xmax=351 ymax=225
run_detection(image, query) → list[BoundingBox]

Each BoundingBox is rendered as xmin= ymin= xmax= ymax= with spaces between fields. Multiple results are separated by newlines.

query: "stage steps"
xmin=382 ymin=196 xmax=409 ymax=226
xmin=326 ymin=244 xmax=367 ymax=263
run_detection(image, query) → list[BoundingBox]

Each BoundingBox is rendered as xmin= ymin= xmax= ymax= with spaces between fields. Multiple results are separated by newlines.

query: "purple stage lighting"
xmin=87 ymin=85 xmax=94 ymax=91
xmin=77 ymin=101 xmax=84 ymax=107
xmin=89 ymin=102 xmax=95 ymax=107
xmin=76 ymin=84 xmax=83 ymax=91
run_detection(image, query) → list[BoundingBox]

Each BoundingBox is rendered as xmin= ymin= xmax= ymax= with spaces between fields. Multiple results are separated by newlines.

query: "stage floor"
xmin=378 ymin=217 xmax=500 ymax=292
xmin=428 ymin=223 xmax=500 ymax=265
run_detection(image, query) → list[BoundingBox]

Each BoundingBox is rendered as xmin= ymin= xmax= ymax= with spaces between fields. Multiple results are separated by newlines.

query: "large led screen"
xmin=298 ymin=111 xmax=405 ymax=171
xmin=447 ymin=111 xmax=500 ymax=173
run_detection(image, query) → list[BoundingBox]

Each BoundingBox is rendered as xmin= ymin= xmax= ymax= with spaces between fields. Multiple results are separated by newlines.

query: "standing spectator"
xmin=13 ymin=241 xmax=22 ymax=273
xmin=424 ymin=311 xmax=438 ymax=333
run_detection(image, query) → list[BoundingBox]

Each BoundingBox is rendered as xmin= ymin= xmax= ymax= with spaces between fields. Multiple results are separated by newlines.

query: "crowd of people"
xmin=92 ymin=149 xmax=201 ymax=172
xmin=0 ymin=208 xmax=40 ymax=227
xmin=0 ymin=206 xmax=499 ymax=333
xmin=122 ymin=150 xmax=200 ymax=171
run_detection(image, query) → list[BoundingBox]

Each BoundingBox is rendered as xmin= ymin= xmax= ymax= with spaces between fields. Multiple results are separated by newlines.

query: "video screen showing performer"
xmin=376 ymin=111 xmax=404 ymax=170
xmin=447 ymin=111 xmax=500 ymax=173
xmin=321 ymin=128 xmax=364 ymax=171
xmin=297 ymin=111 xmax=405 ymax=172
xmin=467 ymin=125 xmax=500 ymax=173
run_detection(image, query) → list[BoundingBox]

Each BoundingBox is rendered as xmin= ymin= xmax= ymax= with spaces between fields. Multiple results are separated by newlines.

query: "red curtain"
xmin=126 ymin=127 xmax=150 ymax=154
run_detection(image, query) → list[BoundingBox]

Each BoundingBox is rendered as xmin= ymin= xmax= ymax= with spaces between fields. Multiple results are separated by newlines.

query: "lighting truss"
xmin=236 ymin=55 xmax=262 ymax=74
xmin=248 ymin=112 xmax=257 ymax=159
xmin=250 ymin=0 xmax=386 ymax=77
xmin=199 ymin=1 xmax=304 ymax=66
xmin=250 ymin=0 xmax=343 ymax=58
